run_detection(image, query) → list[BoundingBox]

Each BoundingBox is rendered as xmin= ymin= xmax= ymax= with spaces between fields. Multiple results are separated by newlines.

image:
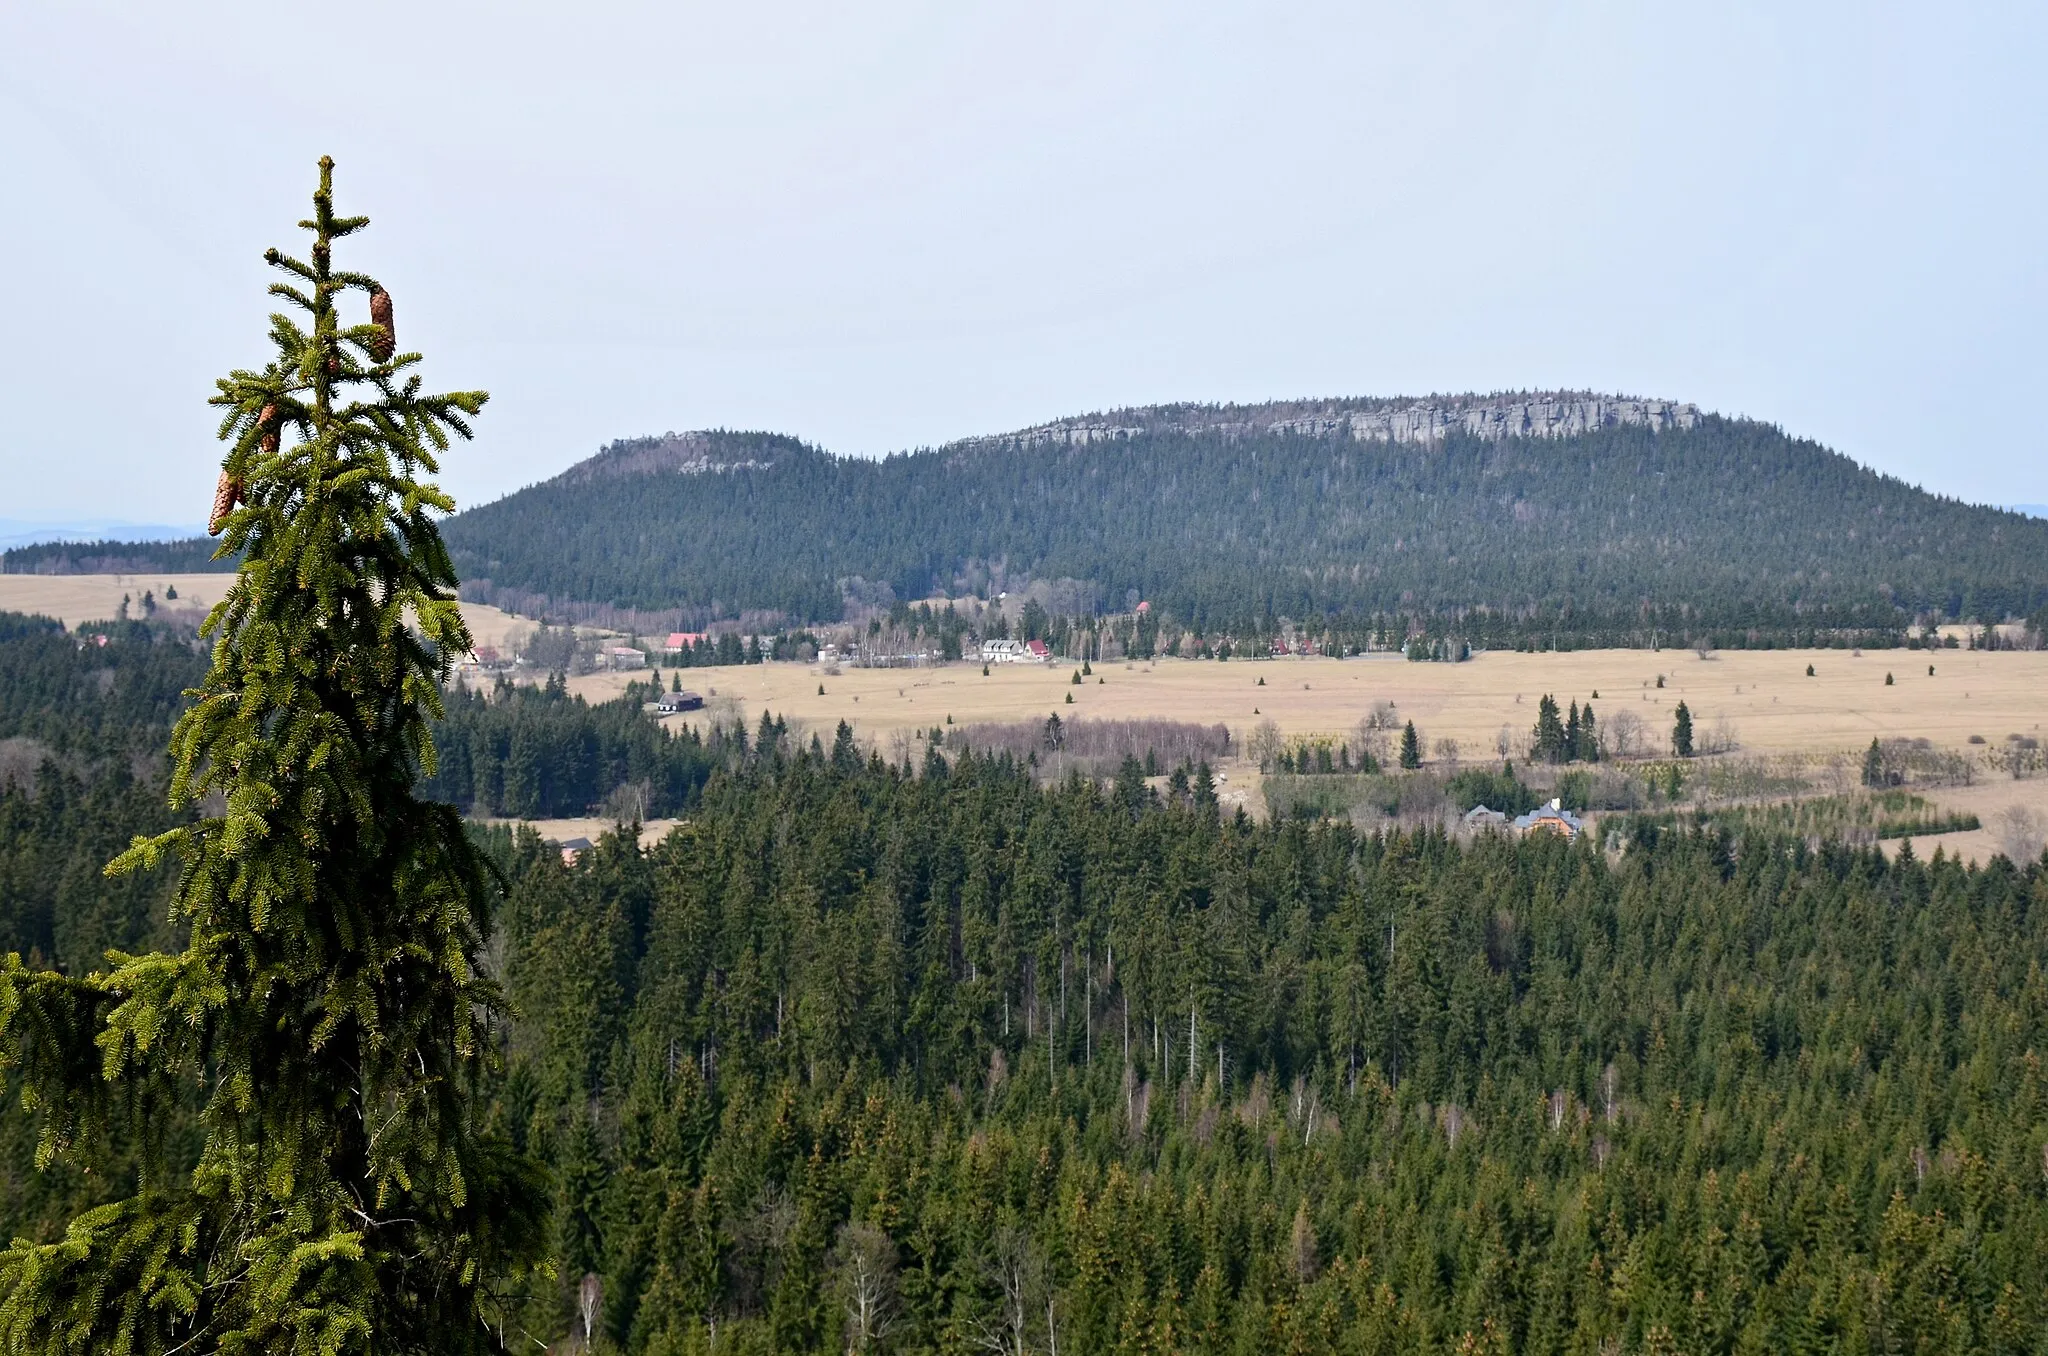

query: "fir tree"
xmin=1398 ymin=721 xmax=1422 ymax=770
xmin=1672 ymin=700 xmax=1695 ymax=758
xmin=0 ymin=158 xmax=548 ymax=1354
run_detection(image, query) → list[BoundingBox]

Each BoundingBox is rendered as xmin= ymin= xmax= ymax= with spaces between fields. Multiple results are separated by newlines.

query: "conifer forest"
xmin=1 ymin=164 xmax=2046 ymax=1356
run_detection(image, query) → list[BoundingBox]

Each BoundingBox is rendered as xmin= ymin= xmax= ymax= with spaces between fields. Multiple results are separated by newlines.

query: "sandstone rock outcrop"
xmin=957 ymin=392 xmax=1700 ymax=454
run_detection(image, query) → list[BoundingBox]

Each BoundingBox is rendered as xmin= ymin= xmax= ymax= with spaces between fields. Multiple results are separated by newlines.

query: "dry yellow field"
xmin=577 ymin=647 xmax=2048 ymax=764
xmin=9 ymin=576 xmax=2044 ymax=861
xmin=0 ymin=572 xmax=238 ymax=626
xmin=609 ymin=648 xmax=2048 ymax=862
xmin=0 ymin=572 xmax=532 ymax=651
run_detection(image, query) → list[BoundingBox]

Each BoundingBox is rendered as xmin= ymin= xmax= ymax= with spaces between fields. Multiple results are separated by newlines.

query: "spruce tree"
xmin=0 ymin=158 xmax=548 ymax=1353
xmin=1533 ymin=695 xmax=1566 ymax=763
xmin=1672 ymin=700 xmax=1695 ymax=758
xmin=1398 ymin=720 xmax=1422 ymax=770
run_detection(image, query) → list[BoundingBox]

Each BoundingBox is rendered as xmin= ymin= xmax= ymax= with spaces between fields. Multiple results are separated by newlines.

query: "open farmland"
xmin=576 ymin=646 xmax=2048 ymax=764
xmin=599 ymin=646 xmax=2048 ymax=862
xmin=0 ymin=572 xmax=534 ymax=652
xmin=9 ymin=576 xmax=2044 ymax=861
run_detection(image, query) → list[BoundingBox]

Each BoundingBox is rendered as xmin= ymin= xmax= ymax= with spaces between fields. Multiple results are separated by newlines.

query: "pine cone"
xmin=368 ymin=289 xmax=394 ymax=360
xmin=259 ymin=403 xmax=279 ymax=455
xmin=209 ymin=470 xmax=242 ymax=536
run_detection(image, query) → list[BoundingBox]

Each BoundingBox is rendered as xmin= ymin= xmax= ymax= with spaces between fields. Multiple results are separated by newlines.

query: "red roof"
xmin=665 ymin=631 xmax=707 ymax=649
xmin=1025 ymin=639 xmax=1050 ymax=656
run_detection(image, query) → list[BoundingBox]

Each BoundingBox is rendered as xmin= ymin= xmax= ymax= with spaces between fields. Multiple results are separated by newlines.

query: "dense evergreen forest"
xmin=17 ymin=406 xmax=2048 ymax=647
xmin=3 ymin=605 xmax=2046 ymax=1352
xmin=421 ymin=675 xmax=721 ymax=818
xmin=470 ymin=743 xmax=2048 ymax=1352
xmin=0 ymin=536 xmax=237 ymax=575
xmin=0 ymin=613 xmax=205 ymax=973
xmin=435 ymin=414 xmax=2048 ymax=635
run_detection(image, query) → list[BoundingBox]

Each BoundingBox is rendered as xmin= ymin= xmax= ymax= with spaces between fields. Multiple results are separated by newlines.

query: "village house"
xmin=656 ymin=689 xmax=704 ymax=713
xmin=605 ymin=645 xmax=646 ymax=669
xmin=980 ymin=638 xmax=1051 ymax=664
xmin=1463 ymin=804 xmax=1509 ymax=831
xmin=1512 ymin=799 xmax=1585 ymax=839
xmin=556 ymin=836 xmax=592 ymax=866
xmin=663 ymin=631 xmax=707 ymax=655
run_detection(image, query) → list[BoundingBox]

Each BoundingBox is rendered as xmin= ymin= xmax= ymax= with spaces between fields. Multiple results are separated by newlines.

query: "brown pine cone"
xmin=368 ymin=289 xmax=394 ymax=360
xmin=208 ymin=470 xmax=242 ymax=536
xmin=259 ymin=404 xmax=279 ymax=455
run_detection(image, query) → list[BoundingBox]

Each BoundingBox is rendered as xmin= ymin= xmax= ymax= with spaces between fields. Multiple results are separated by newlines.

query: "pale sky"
xmin=2 ymin=2 xmax=2043 ymax=527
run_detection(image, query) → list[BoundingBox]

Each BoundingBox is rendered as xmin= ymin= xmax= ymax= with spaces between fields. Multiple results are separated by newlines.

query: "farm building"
xmin=605 ymin=646 xmax=646 ymax=669
xmin=656 ymin=689 xmax=705 ymax=713
xmin=556 ymin=836 xmax=593 ymax=866
xmin=664 ymin=631 xmax=708 ymax=654
xmin=1463 ymin=805 xmax=1509 ymax=831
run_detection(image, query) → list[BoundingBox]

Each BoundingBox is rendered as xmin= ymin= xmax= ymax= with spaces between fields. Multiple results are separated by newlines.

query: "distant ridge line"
xmin=949 ymin=391 xmax=1702 ymax=452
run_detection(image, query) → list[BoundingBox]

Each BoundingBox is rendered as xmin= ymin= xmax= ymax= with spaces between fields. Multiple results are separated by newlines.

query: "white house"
xmin=979 ymin=638 xmax=1051 ymax=665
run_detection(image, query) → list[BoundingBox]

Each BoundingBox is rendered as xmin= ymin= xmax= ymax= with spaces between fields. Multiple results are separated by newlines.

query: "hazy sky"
xmin=3 ymin=2 xmax=2043 ymax=525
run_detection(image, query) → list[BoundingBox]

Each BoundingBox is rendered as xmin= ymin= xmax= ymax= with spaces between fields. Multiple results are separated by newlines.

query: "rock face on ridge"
xmin=548 ymin=430 xmax=806 ymax=485
xmin=953 ymin=392 xmax=1701 ymax=453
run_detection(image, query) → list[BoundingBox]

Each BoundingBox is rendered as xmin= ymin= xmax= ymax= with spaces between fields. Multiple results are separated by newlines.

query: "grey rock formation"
xmin=956 ymin=392 xmax=1700 ymax=453
xmin=551 ymin=432 xmax=781 ymax=484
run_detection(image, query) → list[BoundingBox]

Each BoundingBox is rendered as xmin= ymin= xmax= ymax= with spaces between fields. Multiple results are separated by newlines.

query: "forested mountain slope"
xmin=440 ymin=396 xmax=2048 ymax=631
xmin=16 ymin=394 xmax=2047 ymax=637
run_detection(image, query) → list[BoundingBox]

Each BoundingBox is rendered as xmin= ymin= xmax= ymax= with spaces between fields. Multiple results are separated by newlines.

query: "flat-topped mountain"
xmin=12 ymin=393 xmax=2046 ymax=644
xmin=433 ymin=394 xmax=2048 ymax=640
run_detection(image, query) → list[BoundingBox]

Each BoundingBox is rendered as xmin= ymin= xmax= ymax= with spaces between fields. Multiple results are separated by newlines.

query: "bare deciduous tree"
xmin=832 ymin=1221 xmax=899 ymax=1354
xmin=1355 ymin=704 xmax=1399 ymax=767
xmin=1605 ymin=708 xmax=1646 ymax=760
xmin=969 ymin=1226 xmax=1057 ymax=1356
xmin=577 ymin=1272 xmax=603 ymax=1352
xmin=1997 ymin=805 xmax=2047 ymax=863
xmin=1246 ymin=718 xmax=1283 ymax=772
xmin=603 ymin=777 xmax=651 ymax=825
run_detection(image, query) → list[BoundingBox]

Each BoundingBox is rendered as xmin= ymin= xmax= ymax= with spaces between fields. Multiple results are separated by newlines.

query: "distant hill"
xmin=0 ymin=518 xmax=208 ymax=551
xmin=15 ymin=393 xmax=2048 ymax=645
xmin=2 ymin=536 xmax=236 ymax=576
xmin=439 ymin=394 xmax=2048 ymax=640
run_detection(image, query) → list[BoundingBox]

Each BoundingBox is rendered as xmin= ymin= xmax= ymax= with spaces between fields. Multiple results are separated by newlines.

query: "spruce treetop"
xmin=0 ymin=157 xmax=546 ymax=1355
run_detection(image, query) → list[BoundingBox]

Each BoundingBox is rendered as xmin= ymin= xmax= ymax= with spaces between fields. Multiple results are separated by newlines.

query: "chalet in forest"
xmin=656 ymin=689 xmax=704 ymax=713
xmin=556 ymin=836 xmax=593 ymax=866
xmin=1512 ymin=799 xmax=1585 ymax=839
